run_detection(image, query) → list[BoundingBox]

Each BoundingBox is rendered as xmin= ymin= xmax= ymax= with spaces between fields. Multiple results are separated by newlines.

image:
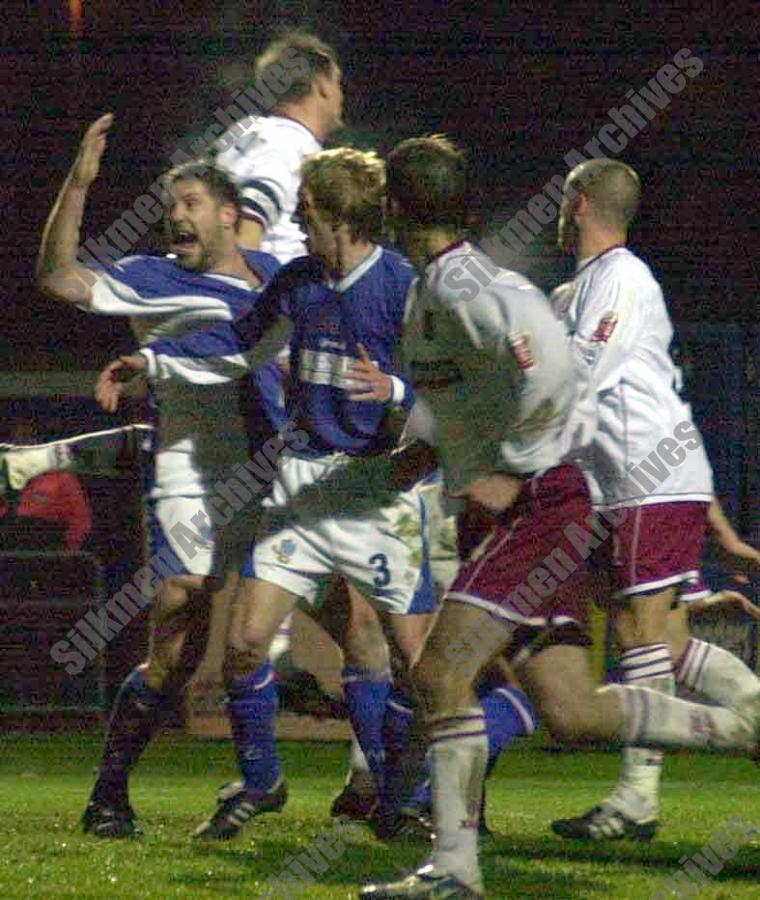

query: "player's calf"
xmin=83 ymin=580 xmax=208 ymax=837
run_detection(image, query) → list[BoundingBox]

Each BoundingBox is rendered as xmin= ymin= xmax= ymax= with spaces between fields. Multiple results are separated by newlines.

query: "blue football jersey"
xmin=146 ymin=246 xmax=415 ymax=457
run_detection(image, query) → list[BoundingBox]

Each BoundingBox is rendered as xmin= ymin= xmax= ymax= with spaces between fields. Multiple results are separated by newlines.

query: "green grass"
xmin=1 ymin=733 xmax=759 ymax=898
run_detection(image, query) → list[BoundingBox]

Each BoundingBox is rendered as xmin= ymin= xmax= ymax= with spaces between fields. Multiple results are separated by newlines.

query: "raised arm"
xmin=36 ymin=113 xmax=114 ymax=308
xmin=708 ymin=496 xmax=760 ymax=578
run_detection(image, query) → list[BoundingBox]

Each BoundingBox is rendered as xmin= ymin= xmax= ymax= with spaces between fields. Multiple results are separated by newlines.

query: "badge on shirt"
xmin=591 ymin=312 xmax=618 ymax=343
xmin=273 ymin=538 xmax=296 ymax=564
xmin=508 ymin=332 xmax=536 ymax=370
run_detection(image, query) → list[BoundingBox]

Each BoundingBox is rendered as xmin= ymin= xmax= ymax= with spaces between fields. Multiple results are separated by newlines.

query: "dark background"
xmin=2 ymin=1 xmax=758 ymax=373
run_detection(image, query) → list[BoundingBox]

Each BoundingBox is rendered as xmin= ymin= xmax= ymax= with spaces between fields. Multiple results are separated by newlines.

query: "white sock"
xmin=429 ymin=709 xmax=487 ymax=893
xmin=349 ymin=735 xmax=371 ymax=777
xmin=677 ymin=637 xmax=760 ymax=710
xmin=268 ymin=612 xmax=293 ymax=667
xmin=607 ymin=643 xmax=673 ymax=819
xmin=611 ymin=684 xmax=756 ymax=751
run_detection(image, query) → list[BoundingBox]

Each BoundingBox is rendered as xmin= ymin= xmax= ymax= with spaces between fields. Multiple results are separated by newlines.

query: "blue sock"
xmin=227 ymin=662 xmax=280 ymax=794
xmin=342 ymin=666 xmax=391 ymax=798
xmin=383 ymin=686 xmax=428 ymax=817
xmin=479 ymin=685 xmax=538 ymax=775
xmin=92 ymin=667 xmax=168 ymax=805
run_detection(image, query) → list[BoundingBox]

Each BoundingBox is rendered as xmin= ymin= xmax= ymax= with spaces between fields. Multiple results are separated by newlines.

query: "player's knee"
xmin=153 ymin=576 xmax=199 ymax=621
xmin=223 ymin=645 xmax=268 ymax=688
xmin=619 ymin=591 xmax=674 ymax=649
xmin=147 ymin=628 xmax=186 ymax=682
xmin=412 ymin=649 xmax=465 ymax=712
xmin=227 ymin=606 xmax=275 ymax=658
xmin=543 ymin=707 xmax=579 ymax=743
xmin=142 ymin=654 xmax=173 ymax=692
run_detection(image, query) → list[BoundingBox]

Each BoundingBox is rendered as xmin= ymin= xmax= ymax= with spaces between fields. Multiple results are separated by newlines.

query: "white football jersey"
xmin=553 ymin=246 xmax=713 ymax=508
xmin=215 ymin=115 xmax=321 ymax=263
xmin=402 ymin=241 xmax=577 ymax=492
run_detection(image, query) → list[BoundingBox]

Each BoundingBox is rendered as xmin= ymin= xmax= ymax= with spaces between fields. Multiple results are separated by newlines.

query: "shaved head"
xmin=565 ymin=159 xmax=641 ymax=230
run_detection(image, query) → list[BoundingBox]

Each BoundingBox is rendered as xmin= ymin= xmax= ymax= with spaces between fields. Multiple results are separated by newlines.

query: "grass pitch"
xmin=1 ymin=732 xmax=759 ymax=898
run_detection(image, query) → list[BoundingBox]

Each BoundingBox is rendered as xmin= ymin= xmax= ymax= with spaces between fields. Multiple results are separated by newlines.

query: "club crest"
xmin=273 ymin=538 xmax=296 ymax=564
xmin=591 ymin=312 xmax=619 ymax=344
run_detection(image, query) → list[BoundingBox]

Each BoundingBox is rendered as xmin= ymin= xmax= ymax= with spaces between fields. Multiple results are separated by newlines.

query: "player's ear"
xmin=220 ymin=201 xmax=238 ymax=230
xmin=573 ymin=192 xmax=589 ymax=219
xmin=387 ymin=198 xmax=402 ymax=218
xmin=314 ymin=72 xmax=330 ymax=100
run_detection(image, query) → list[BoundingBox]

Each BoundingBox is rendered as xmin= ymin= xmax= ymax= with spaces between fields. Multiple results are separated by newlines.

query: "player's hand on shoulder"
xmin=450 ymin=473 xmax=524 ymax=514
xmin=71 ymin=113 xmax=114 ymax=189
xmin=95 ymin=354 xmax=147 ymax=413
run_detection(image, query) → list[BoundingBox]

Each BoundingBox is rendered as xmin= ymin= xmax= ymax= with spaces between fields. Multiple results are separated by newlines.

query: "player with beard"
xmin=548 ymin=157 xmax=760 ymax=842
xmin=99 ymin=147 xmax=444 ymax=840
xmin=36 ymin=113 xmax=279 ymax=838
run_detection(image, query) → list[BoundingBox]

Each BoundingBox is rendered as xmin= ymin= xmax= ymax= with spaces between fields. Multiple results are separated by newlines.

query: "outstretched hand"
xmin=347 ymin=343 xmax=392 ymax=403
xmin=71 ymin=112 xmax=114 ymax=190
xmin=95 ymin=354 xmax=147 ymax=413
xmin=716 ymin=538 xmax=760 ymax=585
xmin=690 ymin=589 xmax=760 ymax=621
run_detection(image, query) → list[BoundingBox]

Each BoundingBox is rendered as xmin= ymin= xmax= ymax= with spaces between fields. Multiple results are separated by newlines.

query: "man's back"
xmin=554 ymin=246 xmax=712 ymax=507
xmin=403 ymin=241 xmax=577 ymax=492
xmin=215 ymin=115 xmax=320 ymax=263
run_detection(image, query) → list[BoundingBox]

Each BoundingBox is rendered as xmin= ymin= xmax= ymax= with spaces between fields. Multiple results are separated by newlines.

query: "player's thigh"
xmin=151 ymin=573 xmax=206 ymax=622
xmin=332 ymin=488 xmax=428 ymax=617
xmin=665 ymin=602 xmax=691 ymax=660
xmin=413 ymin=600 xmax=513 ymax=714
xmin=605 ymin=501 xmax=707 ymax=648
xmin=316 ymin=578 xmax=390 ymax=672
xmin=382 ymin=610 xmax=436 ymax=671
xmin=614 ymin=586 xmax=677 ymax=650
xmin=148 ymin=494 xmax=219 ymax=583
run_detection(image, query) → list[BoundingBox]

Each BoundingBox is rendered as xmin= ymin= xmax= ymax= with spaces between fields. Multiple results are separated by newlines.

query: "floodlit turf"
xmin=1 ymin=732 xmax=759 ymax=898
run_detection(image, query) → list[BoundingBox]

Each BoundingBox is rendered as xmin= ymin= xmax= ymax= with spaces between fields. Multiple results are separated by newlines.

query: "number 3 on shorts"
xmin=369 ymin=553 xmax=391 ymax=588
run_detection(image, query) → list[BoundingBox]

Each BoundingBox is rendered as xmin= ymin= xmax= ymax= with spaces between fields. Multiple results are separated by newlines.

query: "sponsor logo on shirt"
xmin=508 ymin=332 xmax=536 ymax=370
xmin=591 ymin=312 xmax=618 ymax=343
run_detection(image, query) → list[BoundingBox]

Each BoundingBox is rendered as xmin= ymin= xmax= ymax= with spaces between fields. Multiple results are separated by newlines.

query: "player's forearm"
xmin=142 ymin=316 xmax=292 ymax=384
xmin=36 ymin=174 xmax=97 ymax=306
xmin=708 ymin=496 xmax=743 ymax=550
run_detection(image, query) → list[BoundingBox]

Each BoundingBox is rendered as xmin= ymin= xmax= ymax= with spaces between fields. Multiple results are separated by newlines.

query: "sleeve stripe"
xmin=241 ymin=207 xmax=268 ymax=226
xmin=241 ymin=200 xmax=273 ymax=228
xmin=240 ymin=180 xmax=282 ymax=228
xmin=240 ymin=179 xmax=282 ymax=214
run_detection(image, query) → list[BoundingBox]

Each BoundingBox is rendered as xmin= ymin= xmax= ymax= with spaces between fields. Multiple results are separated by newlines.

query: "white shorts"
xmin=242 ymin=453 xmax=436 ymax=615
xmin=416 ymin=470 xmax=459 ymax=591
xmin=149 ymin=493 xmax=260 ymax=578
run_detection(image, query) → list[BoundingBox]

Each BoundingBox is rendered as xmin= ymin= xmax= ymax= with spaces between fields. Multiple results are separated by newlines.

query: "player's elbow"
xmin=36 ymin=271 xmax=62 ymax=300
xmin=36 ymin=267 xmax=92 ymax=309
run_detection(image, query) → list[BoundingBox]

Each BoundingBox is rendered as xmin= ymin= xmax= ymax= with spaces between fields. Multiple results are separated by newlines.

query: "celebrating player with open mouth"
xmin=36 ymin=113 xmax=279 ymax=838
xmin=103 ymin=146 xmax=445 ymax=838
